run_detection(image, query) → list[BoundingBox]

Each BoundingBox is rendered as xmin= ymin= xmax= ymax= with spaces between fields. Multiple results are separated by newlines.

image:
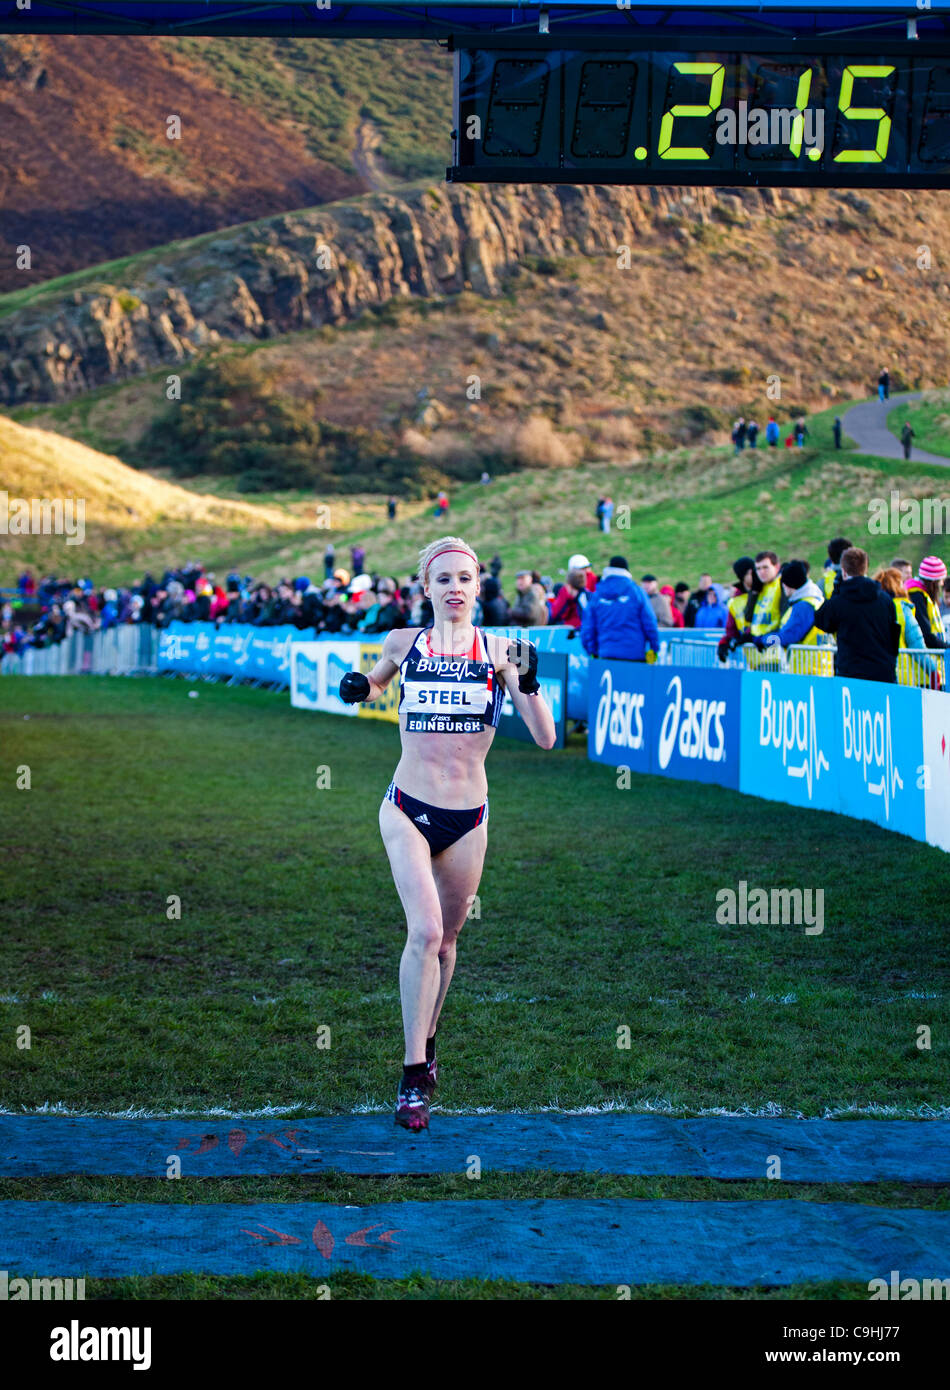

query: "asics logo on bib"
xmin=758 ymin=679 xmax=830 ymax=798
xmin=657 ymin=674 xmax=726 ymax=769
xmin=594 ymin=667 xmax=645 ymax=755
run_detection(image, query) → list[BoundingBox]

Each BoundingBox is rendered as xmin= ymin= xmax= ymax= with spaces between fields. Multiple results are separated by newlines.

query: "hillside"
xmin=6 ymin=181 xmax=950 ymax=478
xmin=0 ymin=413 xmax=315 ymax=575
xmin=4 ymin=405 xmax=949 ymax=589
xmin=0 ymin=34 xmax=450 ymax=293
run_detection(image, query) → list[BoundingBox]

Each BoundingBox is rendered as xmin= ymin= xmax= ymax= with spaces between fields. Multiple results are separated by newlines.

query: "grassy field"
xmin=1 ymin=675 xmax=947 ymax=1297
xmin=888 ymin=391 xmax=950 ymax=461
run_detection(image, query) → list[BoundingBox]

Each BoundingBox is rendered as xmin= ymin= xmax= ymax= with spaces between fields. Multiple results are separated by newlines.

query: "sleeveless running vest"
xmin=398 ymin=627 xmax=505 ymax=734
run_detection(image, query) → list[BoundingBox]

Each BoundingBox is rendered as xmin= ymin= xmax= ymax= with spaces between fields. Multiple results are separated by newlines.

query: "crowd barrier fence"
xmin=5 ymin=618 xmax=946 ymax=703
xmin=5 ymin=618 xmax=948 ymax=850
xmin=0 ymin=624 xmax=158 ymax=677
xmin=587 ymin=658 xmax=949 ymax=854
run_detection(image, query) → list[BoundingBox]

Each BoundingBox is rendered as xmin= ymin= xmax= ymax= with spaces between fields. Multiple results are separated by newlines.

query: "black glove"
xmin=339 ymin=671 xmax=371 ymax=704
xmin=507 ymin=638 xmax=540 ymax=694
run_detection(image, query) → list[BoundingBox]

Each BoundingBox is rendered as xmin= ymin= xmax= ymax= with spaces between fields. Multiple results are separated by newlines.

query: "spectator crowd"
xmin=5 ymin=536 xmax=949 ymax=687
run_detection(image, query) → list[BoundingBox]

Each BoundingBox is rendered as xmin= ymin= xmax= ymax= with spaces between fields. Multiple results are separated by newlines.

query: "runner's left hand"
xmin=507 ymin=637 xmax=540 ymax=694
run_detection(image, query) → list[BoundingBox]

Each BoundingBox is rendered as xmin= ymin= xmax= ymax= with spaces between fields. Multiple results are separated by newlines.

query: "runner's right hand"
xmin=339 ymin=671 xmax=371 ymax=704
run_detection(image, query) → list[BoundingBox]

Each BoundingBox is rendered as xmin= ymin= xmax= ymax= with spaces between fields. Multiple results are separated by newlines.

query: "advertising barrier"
xmin=487 ymin=625 xmax=586 ymax=721
xmin=158 ymin=622 xmax=298 ymax=683
xmin=739 ymin=672 xmax=838 ymax=815
xmin=654 ymin=667 xmax=742 ymax=789
xmin=290 ymin=641 xmax=360 ymax=717
xmin=739 ymin=672 xmax=927 ymax=841
xmin=290 ymin=640 xmax=401 ymax=722
xmin=588 ymin=658 xmax=943 ymax=851
xmin=921 ymin=688 xmax=950 ymax=854
xmin=587 ymin=660 xmax=741 ymax=788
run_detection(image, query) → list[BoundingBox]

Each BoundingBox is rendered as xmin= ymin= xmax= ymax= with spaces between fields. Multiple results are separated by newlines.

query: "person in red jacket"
xmin=568 ymin=553 xmax=598 ymax=592
xmin=660 ymin=585 xmax=684 ymax=629
xmin=549 ymin=568 xmax=589 ymax=628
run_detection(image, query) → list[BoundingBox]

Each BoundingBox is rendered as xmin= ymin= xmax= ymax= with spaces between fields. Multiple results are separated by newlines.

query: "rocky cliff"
xmin=0 ymin=181 xmax=802 ymax=408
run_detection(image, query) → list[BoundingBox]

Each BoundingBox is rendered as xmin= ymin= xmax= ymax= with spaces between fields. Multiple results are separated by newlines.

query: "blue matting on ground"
xmin=2 ymin=1198 xmax=948 ymax=1285
xmin=1 ymin=1114 xmax=948 ymax=1180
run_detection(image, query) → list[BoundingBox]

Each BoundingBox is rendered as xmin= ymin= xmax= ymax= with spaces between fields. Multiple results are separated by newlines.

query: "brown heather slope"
xmin=4 ymin=182 xmax=950 ymax=448
xmin=0 ymin=34 xmax=362 ymax=294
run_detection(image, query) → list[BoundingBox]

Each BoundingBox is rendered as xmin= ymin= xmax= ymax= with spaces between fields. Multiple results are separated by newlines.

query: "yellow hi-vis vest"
xmin=822 ymin=567 xmax=837 ymax=599
xmin=750 ymin=576 xmax=784 ymax=636
xmin=917 ymin=588 xmax=944 ymax=642
xmin=892 ymin=596 xmax=908 ymax=649
xmin=780 ymin=591 xmax=823 ymax=646
xmin=728 ymin=592 xmax=751 ymax=633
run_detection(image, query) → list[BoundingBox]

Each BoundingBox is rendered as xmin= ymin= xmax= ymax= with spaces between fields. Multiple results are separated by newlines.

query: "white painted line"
xmin=2 ymin=1100 xmax=948 ymax=1120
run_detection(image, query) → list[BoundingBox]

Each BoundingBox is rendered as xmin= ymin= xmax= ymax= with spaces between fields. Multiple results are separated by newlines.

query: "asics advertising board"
xmin=586 ymin=659 xmax=652 ymax=775
xmin=654 ymin=668 xmax=740 ymax=789
xmin=740 ymin=672 xmax=838 ymax=813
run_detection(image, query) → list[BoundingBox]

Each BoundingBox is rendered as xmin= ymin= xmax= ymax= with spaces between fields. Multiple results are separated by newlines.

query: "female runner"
xmin=339 ymin=536 xmax=556 ymax=1129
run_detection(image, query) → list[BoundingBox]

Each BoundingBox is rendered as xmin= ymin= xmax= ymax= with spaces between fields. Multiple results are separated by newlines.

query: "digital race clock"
xmin=448 ymin=36 xmax=950 ymax=187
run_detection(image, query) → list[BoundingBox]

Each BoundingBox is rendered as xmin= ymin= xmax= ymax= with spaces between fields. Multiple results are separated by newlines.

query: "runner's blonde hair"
xmin=418 ymin=536 xmax=479 ymax=588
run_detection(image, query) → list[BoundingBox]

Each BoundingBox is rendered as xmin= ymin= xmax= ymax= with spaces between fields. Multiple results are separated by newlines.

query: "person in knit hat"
xmin=717 ymin=555 xmax=761 ymax=661
xmin=906 ymin=556 xmax=948 ymax=649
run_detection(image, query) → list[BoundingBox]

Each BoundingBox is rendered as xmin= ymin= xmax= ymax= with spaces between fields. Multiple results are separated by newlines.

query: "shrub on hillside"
xmin=135 ymin=353 xmax=406 ymax=492
xmin=674 ymin=403 xmax=732 ymax=441
xmin=495 ymin=414 xmax=582 ymax=468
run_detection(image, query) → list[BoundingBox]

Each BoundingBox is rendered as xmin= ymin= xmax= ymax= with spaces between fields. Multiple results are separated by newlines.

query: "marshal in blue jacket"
xmin=580 ymin=567 xmax=660 ymax=660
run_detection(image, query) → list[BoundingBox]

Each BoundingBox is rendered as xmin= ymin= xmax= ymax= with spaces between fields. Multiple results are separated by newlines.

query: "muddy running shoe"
xmin=395 ymin=1079 xmax=430 ymax=1131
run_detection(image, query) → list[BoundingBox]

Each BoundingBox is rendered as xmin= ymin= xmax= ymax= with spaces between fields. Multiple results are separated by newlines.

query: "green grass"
xmin=5 ymin=426 xmax=950 ymax=591
xmin=8 ymin=1269 xmax=884 ymax=1301
xmin=315 ymin=442 xmax=950 ymax=592
xmin=166 ymin=37 xmax=451 ymax=183
xmin=887 ymin=391 xmax=950 ymax=460
xmin=2 ymin=675 xmax=947 ymax=1298
xmin=2 ymin=676 xmax=946 ymax=1117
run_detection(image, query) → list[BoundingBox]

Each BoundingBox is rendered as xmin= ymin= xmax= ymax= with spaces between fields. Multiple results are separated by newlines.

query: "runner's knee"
xmin=406 ymin=916 xmax=443 ymax=954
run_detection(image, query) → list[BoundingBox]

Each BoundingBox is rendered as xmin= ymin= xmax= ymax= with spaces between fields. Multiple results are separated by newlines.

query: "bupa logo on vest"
xmin=657 ymin=675 xmax=726 ymax=769
xmin=594 ymin=666 xmax=646 ymax=756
